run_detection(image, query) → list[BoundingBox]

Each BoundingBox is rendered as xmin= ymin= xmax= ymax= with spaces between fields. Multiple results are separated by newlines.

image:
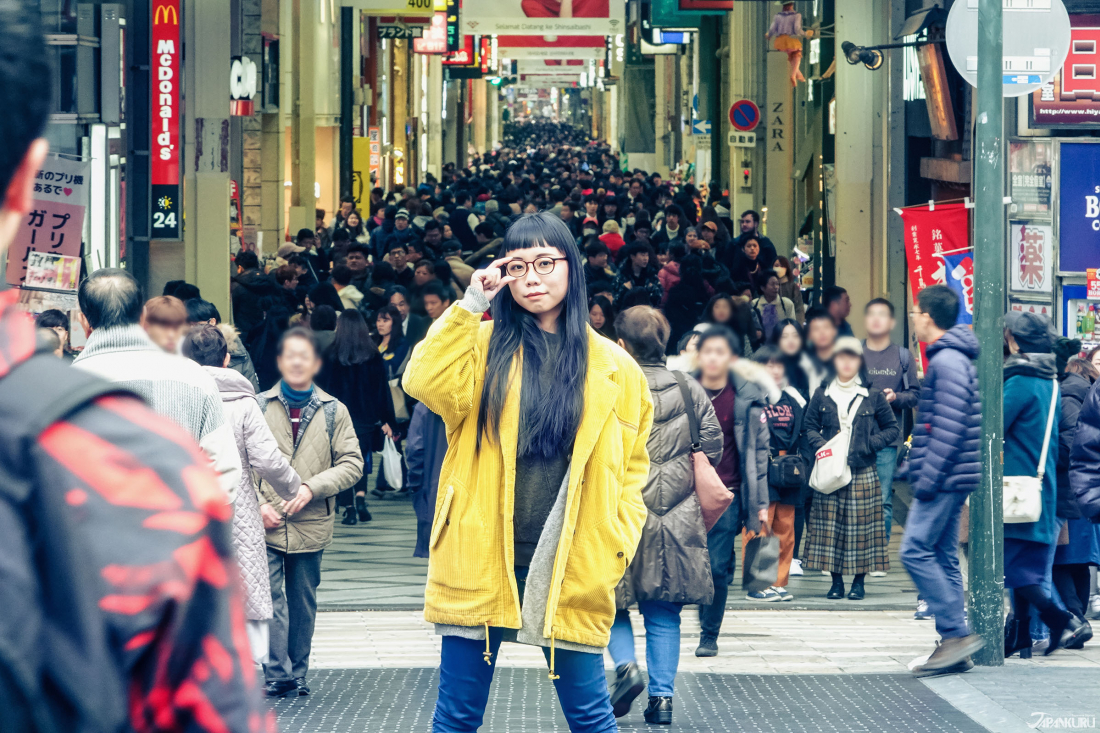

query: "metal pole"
xmin=969 ymin=0 xmax=1005 ymax=667
xmin=339 ymin=6 xmax=354 ymax=200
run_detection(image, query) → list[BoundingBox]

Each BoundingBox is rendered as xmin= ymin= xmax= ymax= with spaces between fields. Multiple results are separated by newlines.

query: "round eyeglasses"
xmin=503 ymin=256 xmax=567 ymax=278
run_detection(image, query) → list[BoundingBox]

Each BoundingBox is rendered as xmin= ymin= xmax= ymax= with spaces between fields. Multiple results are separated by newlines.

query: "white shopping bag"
xmin=382 ymin=435 xmax=404 ymax=490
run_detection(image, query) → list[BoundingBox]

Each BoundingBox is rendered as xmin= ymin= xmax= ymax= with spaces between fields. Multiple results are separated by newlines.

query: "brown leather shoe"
xmin=920 ymin=634 xmax=986 ymax=671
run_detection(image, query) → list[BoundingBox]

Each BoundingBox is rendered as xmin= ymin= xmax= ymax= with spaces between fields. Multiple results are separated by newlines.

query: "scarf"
xmin=281 ymin=382 xmax=314 ymax=409
xmin=825 ymin=376 xmax=868 ymax=416
xmin=1004 ymin=352 xmax=1057 ymax=382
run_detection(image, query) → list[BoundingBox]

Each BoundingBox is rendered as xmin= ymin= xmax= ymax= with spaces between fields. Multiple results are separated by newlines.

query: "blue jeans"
xmin=900 ymin=491 xmax=968 ymax=639
xmin=698 ymin=496 xmax=746 ymax=638
xmin=607 ymin=601 xmax=683 ymax=697
xmin=432 ymin=628 xmax=616 ymax=732
xmin=876 ymin=446 xmax=898 ymax=543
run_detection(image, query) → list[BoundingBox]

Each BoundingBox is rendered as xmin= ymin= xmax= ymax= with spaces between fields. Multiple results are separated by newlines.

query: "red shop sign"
xmin=151 ymin=0 xmax=181 ymax=238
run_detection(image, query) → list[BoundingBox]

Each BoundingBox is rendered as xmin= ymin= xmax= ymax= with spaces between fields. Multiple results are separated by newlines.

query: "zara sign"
xmin=230 ymin=55 xmax=258 ymax=116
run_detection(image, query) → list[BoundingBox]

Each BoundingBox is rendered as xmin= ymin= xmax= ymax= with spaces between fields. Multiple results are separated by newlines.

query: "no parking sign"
xmin=729 ymin=99 xmax=760 ymax=132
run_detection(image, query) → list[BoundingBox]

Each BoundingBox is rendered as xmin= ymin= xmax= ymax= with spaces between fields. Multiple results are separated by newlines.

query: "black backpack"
xmin=0 ymin=346 xmax=136 ymax=733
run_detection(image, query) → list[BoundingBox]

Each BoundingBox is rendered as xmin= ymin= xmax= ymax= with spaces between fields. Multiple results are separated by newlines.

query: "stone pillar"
xmin=428 ymin=56 xmax=443 ymax=178
xmin=764 ymin=50 xmax=794 ymax=254
xmin=289 ymin=0 xmax=317 ymax=236
xmin=183 ymin=0 xmax=232 ymax=316
xmin=834 ymin=0 xmax=877 ymax=333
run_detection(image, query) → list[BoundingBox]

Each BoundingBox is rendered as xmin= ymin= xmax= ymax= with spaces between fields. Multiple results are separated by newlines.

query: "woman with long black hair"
xmin=316 ymin=309 xmax=396 ymax=525
xmin=404 ymin=211 xmax=652 ymax=732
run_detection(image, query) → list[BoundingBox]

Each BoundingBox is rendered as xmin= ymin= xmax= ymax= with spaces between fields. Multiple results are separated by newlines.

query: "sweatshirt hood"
xmin=204 ymin=365 xmax=257 ymax=400
xmin=928 ymin=324 xmax=980 ymax=361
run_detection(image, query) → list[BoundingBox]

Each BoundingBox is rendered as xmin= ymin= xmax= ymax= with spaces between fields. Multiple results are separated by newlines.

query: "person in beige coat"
xmin=256 ymin=327 xmax=364 ymax=698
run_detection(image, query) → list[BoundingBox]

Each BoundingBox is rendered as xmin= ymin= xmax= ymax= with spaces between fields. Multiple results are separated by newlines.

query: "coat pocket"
xmin=429 ymin=484 xmax=455 ymax=550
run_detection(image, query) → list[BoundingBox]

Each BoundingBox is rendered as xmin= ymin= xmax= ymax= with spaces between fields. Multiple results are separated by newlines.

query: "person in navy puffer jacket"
xmin=900 ymin=285 xmax=985 ymax=675
xmin=1070 ymin=366 xmax=1100 ymax=523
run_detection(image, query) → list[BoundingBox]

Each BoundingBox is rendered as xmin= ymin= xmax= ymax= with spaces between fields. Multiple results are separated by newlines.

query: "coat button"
xmin=445 ymin=519 xmax=450 ymax=525
xmin=616 ymin=551 xmax=624 ymax=558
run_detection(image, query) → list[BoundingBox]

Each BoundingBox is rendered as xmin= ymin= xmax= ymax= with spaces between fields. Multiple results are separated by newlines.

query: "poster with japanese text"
xmin=7 ymin=155 xmax=89 ymax=287
xmin=1008 ymin=140 xmax=1053 ymax=218
xmin=460 ymin=0 xmax=624 ymax=36
xmin=1010 ymin=221 xmax=1054 ymax=295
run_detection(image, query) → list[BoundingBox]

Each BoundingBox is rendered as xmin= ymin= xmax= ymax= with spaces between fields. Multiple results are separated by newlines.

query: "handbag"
xmin=742 ymin=526 xmax=780 ymax=592
xmin=768 ymin=453 xmax=805 ymax=490
xmin=809 ymin=395 xmax=863 ymax=495
xmin=389 ymin=377 xmax=409 ymax=422
xmin=672 ymin=371 xmax=733 ymax=532
xmin=1003 ymin=378 xmax=1057 ymax=524
xmin=381 ymin=435 xmax=404 ymax=490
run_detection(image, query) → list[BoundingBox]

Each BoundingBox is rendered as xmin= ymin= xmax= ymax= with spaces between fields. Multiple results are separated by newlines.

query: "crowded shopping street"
xmin=6 ymin=0 xmax=1100 ymax=731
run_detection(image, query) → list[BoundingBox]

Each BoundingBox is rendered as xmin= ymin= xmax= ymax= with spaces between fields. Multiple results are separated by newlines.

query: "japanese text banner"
xmin=8 ymin=156 xmax=89 ymax=287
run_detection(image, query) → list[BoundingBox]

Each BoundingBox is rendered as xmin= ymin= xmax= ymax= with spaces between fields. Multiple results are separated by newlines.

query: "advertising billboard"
xmin=1058 ymin=142 xmax=1100 ymax=274
xmin=460 ymin=0 xmax=624 ymax=36
xmin=151 ymin=0 xmax=181 ymax=239
xmin=1030 ymin=15 xmax=1100 ymax=128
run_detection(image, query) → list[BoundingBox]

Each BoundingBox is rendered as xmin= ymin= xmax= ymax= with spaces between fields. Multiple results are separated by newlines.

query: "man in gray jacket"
xmin=693 ymin=325 xmax=777 ymax=657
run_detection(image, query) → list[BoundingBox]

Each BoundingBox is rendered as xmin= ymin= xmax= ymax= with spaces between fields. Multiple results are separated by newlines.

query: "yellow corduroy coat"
xmin=403 ymin=303 xmax=653 ymax=648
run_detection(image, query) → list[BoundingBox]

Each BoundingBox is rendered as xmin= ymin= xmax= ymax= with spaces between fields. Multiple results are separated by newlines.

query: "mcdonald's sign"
xmin=153 ymin=1 xmax=178 ymax=25
xmin=151 ymin=0 xmax=181 ymax=238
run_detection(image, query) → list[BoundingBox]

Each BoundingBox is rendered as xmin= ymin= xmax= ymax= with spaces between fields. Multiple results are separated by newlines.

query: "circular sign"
xmin=729 ymin=99 xmax=761 ymax=132
xmin=945 ymin=0 xmax=1070 ymax=98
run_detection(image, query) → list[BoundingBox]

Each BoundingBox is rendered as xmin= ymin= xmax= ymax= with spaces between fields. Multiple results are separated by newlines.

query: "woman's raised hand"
xmin=469 ymin=258 xmax=518 ymax=302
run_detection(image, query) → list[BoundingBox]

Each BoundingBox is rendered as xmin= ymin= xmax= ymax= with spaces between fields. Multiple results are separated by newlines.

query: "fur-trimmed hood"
xmin=731 ymin=357 xmax=782 ymax=405
xmin=217 ymin=323 xmax=244 ymax=351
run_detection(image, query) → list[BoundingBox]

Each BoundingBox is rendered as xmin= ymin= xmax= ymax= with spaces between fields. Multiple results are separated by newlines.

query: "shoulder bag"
xmin=672 ymin=371 xmax=733 ymax=532
xmin=1003 ymin=378 xmax=1057 ymax=524
xmin=809 ymin=394 xmax=864 ymax=494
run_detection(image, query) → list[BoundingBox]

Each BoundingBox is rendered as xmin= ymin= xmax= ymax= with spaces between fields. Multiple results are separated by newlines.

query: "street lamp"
xmin=841 ymin=41 xmax=884 ymax=70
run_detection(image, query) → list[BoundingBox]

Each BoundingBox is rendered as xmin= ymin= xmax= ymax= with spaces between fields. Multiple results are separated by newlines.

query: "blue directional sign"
xmin=692 ymin=119 xmax=711 ymax=135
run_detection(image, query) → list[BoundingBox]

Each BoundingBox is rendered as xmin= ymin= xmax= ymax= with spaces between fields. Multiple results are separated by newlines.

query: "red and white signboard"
xmin=151 ymin=0 xmax=181 ymax=239
xmin=1010 ymin=221 xmax=1054 ymax=295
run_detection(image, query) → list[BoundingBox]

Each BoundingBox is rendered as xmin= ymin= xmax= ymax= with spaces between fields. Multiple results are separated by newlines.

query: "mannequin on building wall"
xmin=767 ymin=1 xmax=814 ymax=86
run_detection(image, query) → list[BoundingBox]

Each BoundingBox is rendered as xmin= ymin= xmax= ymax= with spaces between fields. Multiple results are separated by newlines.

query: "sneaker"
xmin=695 ymin=635 xmax=718 ymax=657
xmin=789 ymin=559 xmax=804 ymax=576
xmin=1089 ymin=595 xmax=1100 ymax=621
xmin=918 ymin=635 xmax=985 ymax=672
xmin=869 ymin=571 xmax=887 ymax=577
xmin=821 ymin=569 xmax=831 ymax=576
xmin=265 ymin=679 xmax=298 ymax=698
xmin=294 ymin=677 xmax=311 ymax=696
xmin=746 ymin=587 xmax=782 ymax=602
xmin=914 ymin=599 xmax=933 ymax=620
xmin=773 ymin=586 xmax=794 ymax=602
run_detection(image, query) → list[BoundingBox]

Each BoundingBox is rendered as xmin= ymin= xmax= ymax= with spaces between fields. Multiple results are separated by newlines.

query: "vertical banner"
xmin=942 ymin=251 xmax=975 ymax=325
xmin=7 ymin=156 xmax=90 ymax=287
xmin=1058 ymin=142 xmax=1100 ymax=273
xmin=152 ymin=0 xmax=181 ymax=239
xmin=897 ymin=202 xmax=971 ymax=367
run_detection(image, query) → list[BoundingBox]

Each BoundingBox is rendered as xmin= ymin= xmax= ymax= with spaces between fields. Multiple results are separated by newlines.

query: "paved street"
xmin=290 ymin=490 xmax=1100 ymax=732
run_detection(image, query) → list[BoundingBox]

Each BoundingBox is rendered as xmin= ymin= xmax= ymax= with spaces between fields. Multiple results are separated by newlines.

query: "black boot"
xmin=827 ymin=575 xmax=845 ymax=600
xmin=1064 ymin=618 xmax=1093 ymax=650
xmin=355 ymin=493 xmax=372 ymax=522
xmin=1004 ymin=615 xmax=1033 ymax=658
xmin=1041 ymin=607 xmax=1074 ymax=656
xmin=341 ymin=506 xmax=357 ymax=525
xmin=847 ymin=579 xmax=866 ymax=601
xmin=609 ymin=662 xmax=645 ymax=718
xmin=643 ymin=696 xmax=673 ymax=725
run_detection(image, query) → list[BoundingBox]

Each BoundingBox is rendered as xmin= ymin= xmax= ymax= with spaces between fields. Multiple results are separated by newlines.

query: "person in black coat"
xmin=316 ymin=309 xmax=396 ymax=525
xmin=803 ymin=337 xmax=899 ymax=602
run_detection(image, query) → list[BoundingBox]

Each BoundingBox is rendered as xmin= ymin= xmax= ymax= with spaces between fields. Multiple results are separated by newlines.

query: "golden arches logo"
xmin=154 ymin=3 xmax=178 ymax=25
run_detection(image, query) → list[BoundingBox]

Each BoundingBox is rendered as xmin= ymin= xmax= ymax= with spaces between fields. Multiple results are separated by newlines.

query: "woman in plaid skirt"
xmin=804 ymin=337 xmax=900 ymax=600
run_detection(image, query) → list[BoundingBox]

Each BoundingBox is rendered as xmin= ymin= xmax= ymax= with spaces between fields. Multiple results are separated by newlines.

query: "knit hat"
xmin=396 ymin=208 xmax=410 ymax=220
xmin=1006 ymin=311 xmax=1057 ymax=354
